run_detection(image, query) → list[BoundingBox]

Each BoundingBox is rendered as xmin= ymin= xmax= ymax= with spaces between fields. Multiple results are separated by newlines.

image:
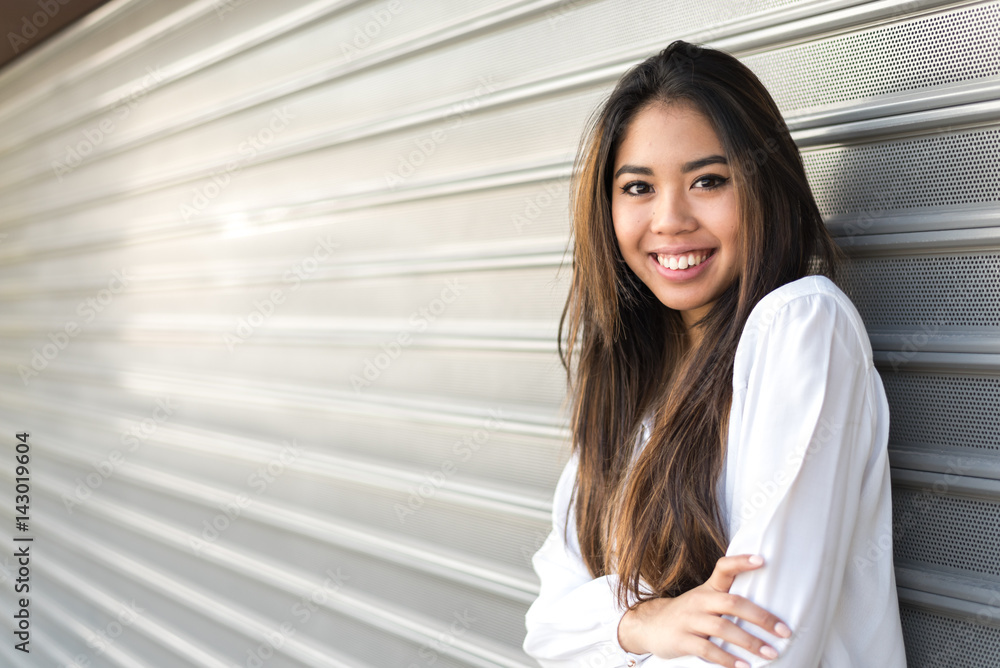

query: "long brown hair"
xmin=557 ymin=40 xmax=843 ymax=609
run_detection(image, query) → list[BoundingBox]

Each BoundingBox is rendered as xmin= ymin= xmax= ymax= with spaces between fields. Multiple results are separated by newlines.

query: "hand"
xmin=617 ymin=554 xmax=792 ymax=667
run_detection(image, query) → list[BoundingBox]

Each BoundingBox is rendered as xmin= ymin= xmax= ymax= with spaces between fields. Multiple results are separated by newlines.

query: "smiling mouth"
xmin=651 ymin=248 xmax=716 ymax=271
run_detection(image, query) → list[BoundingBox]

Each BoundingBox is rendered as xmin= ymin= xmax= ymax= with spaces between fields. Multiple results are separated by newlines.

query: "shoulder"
xmin=736 ymin=275 xmax=873 ymax=372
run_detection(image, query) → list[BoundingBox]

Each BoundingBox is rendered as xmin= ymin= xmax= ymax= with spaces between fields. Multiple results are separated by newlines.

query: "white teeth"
xmin=656 ymin=251 xmax=710 ymax=270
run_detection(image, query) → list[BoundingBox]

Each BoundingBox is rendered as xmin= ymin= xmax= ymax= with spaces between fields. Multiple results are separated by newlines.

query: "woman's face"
xmin=611 ymin=100 xmax=740 ymax=333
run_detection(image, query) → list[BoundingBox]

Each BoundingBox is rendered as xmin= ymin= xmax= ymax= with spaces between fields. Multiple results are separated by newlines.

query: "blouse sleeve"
xmin=648 ymin=291 xmax=878 ymax=667
xmin=523 ymin=450 xmax=655 ymax=667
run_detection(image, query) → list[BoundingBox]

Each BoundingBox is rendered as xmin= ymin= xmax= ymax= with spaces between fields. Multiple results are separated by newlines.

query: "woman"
xmin=522 ymin=41 xmax=907 ymax=667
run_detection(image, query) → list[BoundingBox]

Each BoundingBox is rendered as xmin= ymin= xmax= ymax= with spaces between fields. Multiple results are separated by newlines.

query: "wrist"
xmin=617 ymin=605 xmax=649 ymax=655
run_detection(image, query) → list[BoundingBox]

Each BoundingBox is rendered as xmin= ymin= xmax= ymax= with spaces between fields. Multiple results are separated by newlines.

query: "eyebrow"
xmin=614 ymin=154 xmax=728 ymax=179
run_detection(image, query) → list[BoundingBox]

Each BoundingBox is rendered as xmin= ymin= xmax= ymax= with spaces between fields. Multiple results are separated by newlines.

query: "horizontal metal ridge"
xmin=792 ymin=96 xmax=1000 ymax=149
xmin=837 ymin=225 xmax=1000 ymax=255
xmin=889 ymin=445 xmax=1000 ymax=482
xmin=868 ymin=331 xmax=1000 ymax=356
xmin=787 ymin=77 xmax=1000 ymax=133
xmin=827 ymin=204 xmax=1000 ymax=238
xmin=874 ymin=350 xmax=1000 ymax=372
xmin=0 ymin=315 xmax=563 ymax=351
xmin=891 ymin=466 xmax=1000 ymax=501
xmin=897 ymin=585 xmax=1000 ymax=630
xmin=0 ymin=241 xmax=569 ymax=298
xmin=896 ymin=564 xmax=1000 ymax=608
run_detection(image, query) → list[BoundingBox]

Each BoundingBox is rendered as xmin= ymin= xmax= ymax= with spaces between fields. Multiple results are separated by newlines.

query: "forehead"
xmin=614 ymin=101 xmax=724 ymax=165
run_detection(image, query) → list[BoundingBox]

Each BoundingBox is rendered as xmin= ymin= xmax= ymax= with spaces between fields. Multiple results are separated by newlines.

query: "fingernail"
xmin=736 ymin=661 xmax=750 ymax=668
xmin=775 ymin=622 xmax=791 ymax=638
xmin=761 ymin=646 xmax=778 ymax=659
xmin=748 ymin=554 xmax=763 ymax=565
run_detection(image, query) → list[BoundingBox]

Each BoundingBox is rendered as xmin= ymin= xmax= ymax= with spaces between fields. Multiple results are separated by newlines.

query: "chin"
xmin=655 ymin=295 xmax=708 ymax=312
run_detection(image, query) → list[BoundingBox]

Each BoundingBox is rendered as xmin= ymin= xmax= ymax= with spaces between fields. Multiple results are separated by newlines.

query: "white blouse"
xmin=523 ymin=275 xmax=908 ymax=667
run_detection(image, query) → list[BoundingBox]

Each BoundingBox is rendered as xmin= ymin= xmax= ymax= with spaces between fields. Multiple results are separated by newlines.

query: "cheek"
xmin=610 ymin=208 xmax=631 ymax=248
xmin=611 ymin=201 xmax=643 ymax=245
xmin=710 ymin=198 xmax=740 ymax=251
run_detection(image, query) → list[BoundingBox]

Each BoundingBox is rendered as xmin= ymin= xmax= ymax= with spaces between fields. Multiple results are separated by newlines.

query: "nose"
xmin=649 ymin=188 xmax=697 ymax=234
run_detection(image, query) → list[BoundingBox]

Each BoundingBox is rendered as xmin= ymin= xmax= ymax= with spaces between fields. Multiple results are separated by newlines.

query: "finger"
xmin=686 ymin=636 xmax=750 ymax=668
xmin=692 ymin=614 xmax=779 ymax=662
xmin=707 ymin=554 xmax=763 ymax=591
xmin=710 ymin=592 xmax=793 ymax=642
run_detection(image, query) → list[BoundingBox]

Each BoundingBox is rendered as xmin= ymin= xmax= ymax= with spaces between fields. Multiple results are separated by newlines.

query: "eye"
xmin=619 ymin=180 xmax=652 ymax=197
xmin=693 ymin=174 xmax=729 ymax=190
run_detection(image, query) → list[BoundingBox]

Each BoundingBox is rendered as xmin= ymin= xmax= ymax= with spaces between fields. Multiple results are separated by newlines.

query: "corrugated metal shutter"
xmin=0 ymin=0 xmax=997 ymax=665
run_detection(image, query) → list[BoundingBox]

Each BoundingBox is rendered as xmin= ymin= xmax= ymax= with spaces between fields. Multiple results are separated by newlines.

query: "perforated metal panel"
xmin=804 ymin=127 xmax=1000 ymax=216
xmin=0 ymin=0 xmax=998 ymax=666
xmin=882 ymin=371 xmax=1000 ymax=452
xmin=900 ymin=607 xmax=1000 ymax=668
xmin=839 ymin=252 xmax=1000 ymax=328
xmin=894 ymin=487 xmax=1000 ymax=577
xmin=744 ymin=2 xmax=1000 ymax=111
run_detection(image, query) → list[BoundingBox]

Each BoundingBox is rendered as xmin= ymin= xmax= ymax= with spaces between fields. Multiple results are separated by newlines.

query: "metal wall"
xmin=0 ymin=0 xmax=997 ymax=666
